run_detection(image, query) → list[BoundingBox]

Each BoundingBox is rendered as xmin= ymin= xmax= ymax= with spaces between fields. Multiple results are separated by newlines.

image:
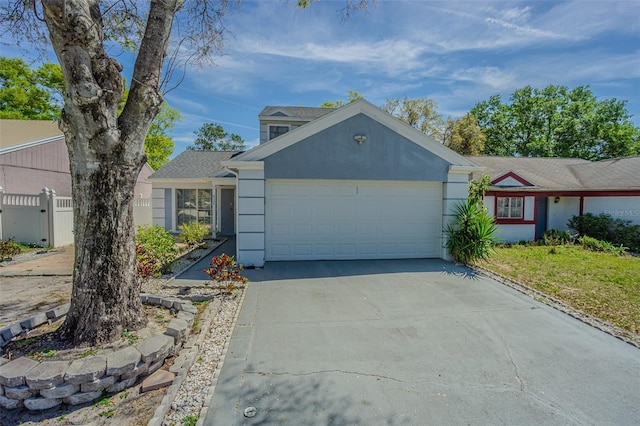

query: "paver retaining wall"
xmin=0 ymin=294 xmax=195 ymax=410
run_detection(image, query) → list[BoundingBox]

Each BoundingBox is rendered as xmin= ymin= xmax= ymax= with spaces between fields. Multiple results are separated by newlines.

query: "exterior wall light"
xmin=554 ymin=196 xmax=560 ymax=203
xmin=354 ymin=134 xmax=367 ymax=145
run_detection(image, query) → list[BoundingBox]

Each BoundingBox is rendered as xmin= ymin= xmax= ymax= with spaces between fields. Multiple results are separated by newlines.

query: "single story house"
xmin=469 ymin=156 xmax=640 ymax=242
xmin=0 ymin=119 xmax=153 ymax=197
xmin=150 ymin=99 xmax=481 ymax=267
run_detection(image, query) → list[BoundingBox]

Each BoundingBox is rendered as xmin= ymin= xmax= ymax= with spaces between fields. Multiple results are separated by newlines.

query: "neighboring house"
xmin=0 ymin=119 xmax=153 ymax=197
xmin=469 ymin=156 xmax=640 ymax=242
xmin=151 ymin=99 xmax=480 ymax=267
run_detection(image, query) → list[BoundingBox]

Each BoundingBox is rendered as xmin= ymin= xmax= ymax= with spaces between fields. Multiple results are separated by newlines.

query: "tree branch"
xmin=119 ymin=0 xmax=178 ymax=149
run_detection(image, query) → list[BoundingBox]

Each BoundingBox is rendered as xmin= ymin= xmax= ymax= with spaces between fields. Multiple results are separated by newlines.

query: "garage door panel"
xmin=266 ymin=180 xmax=442 ymax=260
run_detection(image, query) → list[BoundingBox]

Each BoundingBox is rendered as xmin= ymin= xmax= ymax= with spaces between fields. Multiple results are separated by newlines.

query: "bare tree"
xmin=0 ymin=0 xmax=368 ymax=346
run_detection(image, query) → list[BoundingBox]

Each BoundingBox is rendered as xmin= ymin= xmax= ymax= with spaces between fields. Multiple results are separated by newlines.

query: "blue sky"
xmin=4 ymin=0 xmax=640 ymax=156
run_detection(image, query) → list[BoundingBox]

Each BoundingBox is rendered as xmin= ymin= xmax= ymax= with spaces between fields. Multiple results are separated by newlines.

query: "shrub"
xmin=135 ymin=245 xmax=155 ymax=280
xmin=568 ymin=213 xmax=640 ymax=252
xmin=0 ymin=238 xmax=22 ymax=260
xmin=444 ymin=200 xmax=498 ymax=264
xmin=578 ymin=235 xmax=626 ymax=255
xmin=179 ymin=222 xmax=209 ymax=249
xmin=542 ymin=229 xmax=573 ymax=246
xmin=135 ymin=225 xmax=177 ymax=274
xmin=204 ymin=253 xmax=248 ymax=289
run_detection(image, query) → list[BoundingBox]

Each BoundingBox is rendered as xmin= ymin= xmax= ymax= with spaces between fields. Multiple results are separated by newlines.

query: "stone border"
xmin=147 ymin=297 xmax=224 ymax=426
xmin=0 ymin=238 xmax=227 ymax=349
xmin=1 ymin=304 xmax=71 ymax=348
xmin=0 ymin=294 xmax=196 ymax=411
xmin=473 ymin=265 xmax=640 ymax=349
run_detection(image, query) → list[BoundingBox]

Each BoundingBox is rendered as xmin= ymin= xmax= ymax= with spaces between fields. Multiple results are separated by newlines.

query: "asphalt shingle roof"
xmin=259 ymin=106 xmax=335 ymax=120
xmin=149 ymin=150 xmax=240 ymax=179
xmin=569 ymin=156 xmax=640 ymax=189
xmin=467 ymin=156 xmax=640 ymax=190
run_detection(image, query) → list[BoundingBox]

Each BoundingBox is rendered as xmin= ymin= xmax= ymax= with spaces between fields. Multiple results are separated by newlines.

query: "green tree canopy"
xmin=443 ymin=113 xmax=486 ymax=155
xmin=188 ymin=122 xmax=245 ymax=151
xmin=0 ymin=56 xmax=62 ymax=120
xmin=471 ymin=85 xmax=640 ymax=160
xmin=321 ymin=90 xmax=363 ymax=108
xmin=145 ymin=103 xmax=181 ymax=170
xmin=1 ymin=56 xmax=180 ymax=169
xmin=382 ymin=97 xmax=445 ymax=142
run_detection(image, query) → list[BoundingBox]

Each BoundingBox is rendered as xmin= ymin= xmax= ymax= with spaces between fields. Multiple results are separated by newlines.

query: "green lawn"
xmin=478 ymin=245 xmax=640 ymax=335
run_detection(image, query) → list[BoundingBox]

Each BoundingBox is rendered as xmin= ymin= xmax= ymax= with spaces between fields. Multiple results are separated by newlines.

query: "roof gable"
xmin=492 ymin=171 xmax=534 ymax=187
xmin=237 ymin=99 xmax=478 ymax=169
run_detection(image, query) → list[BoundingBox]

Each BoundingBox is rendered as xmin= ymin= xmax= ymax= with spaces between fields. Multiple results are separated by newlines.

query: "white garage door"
xmin=265 ymin=180 xmax=442 ymax=260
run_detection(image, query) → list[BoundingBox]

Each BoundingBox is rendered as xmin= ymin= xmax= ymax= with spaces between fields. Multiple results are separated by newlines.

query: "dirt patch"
xmin=2 ymin=305 xmax=175 ymax=362
xmin=0 ymin=276 xmax=72 ymax=328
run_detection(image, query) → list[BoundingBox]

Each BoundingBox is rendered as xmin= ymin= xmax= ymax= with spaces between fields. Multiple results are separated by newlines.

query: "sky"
xmin=2 ymin=0 xmax=640 ymax=156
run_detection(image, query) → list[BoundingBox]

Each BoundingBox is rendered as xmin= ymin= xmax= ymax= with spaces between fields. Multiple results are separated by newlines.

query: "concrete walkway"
xmin=0 ymin=246 xmax=74 ymax=276
xmin=204 ymin=259 xmax=640 ymax=425
xmin=167 ymin=237 xmax=237 ymax=286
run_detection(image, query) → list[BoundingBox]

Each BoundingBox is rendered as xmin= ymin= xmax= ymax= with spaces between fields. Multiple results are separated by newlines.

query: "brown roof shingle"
xmin=467 ymin=156 xmax=640 ymax=190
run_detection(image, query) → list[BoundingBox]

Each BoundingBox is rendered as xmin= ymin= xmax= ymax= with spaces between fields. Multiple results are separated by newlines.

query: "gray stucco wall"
xmin=264 ymin=114 xmax=450 ymax=181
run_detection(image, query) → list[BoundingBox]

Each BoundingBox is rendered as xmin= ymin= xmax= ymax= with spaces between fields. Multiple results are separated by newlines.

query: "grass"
xmin=182 ymin=414 xmax=199 ymax=426
xmin=191 ymin=300 xmax=211 ymax=333
xmin=478 ymin=244 xmax=640 ymax=335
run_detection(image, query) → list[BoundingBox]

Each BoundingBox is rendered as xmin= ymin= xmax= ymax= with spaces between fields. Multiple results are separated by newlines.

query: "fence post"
xmin=0 ymin=186 xmax=4 ymax=241
xmin=40 ymin=188 xmax=51 ymax=246
xmin=48 ymin=188 xmax=57 ymax=247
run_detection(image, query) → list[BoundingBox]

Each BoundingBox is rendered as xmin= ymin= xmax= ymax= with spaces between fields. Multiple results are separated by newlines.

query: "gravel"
xmin=138 ymin=239 xmax=245 ymax=425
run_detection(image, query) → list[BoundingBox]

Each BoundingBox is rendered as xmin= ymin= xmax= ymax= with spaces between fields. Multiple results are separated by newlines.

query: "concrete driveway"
xmin=203 ymin=259 xmax=640 ymax=425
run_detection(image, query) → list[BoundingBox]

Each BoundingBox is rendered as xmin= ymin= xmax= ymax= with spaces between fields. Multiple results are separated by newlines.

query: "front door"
xmin=220 ymin=188 xmax=235 ymax=235
xmin=535 ymin=196 xmax=548 ymax=240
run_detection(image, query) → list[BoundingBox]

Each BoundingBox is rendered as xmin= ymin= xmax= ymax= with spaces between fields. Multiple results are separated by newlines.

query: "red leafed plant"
xmin=135 ymin=245 xmax=155 ymax=281
xmin=204 ymin=253 xmax=248 ymax=290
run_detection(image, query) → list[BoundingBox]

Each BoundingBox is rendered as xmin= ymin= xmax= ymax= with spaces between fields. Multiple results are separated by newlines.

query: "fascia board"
xmin=221 ymin=160 xmax=264 ymax=170
xmin=492 ymin=171 xmax=535 ymax=187
xmin=449 ymin=165 xmax=484 ymax=174
xmin=0 ymin=135 xmax=64 ymax=155
xmin=370 ymin=108 xmax=478 ymax=167
xmin=147 ymin=178 xmax=212 ymax=184
xmin=260 ymin=116 xmax=312 ymax=124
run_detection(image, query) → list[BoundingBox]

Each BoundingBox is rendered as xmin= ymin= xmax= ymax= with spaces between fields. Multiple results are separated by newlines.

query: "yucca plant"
xmin=444 ymin=200 xmax=497 ymax=264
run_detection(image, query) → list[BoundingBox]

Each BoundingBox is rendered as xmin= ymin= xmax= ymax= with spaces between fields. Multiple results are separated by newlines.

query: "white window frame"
xmin=175 ymin=188 xmax=213 ymax=229
xmin=497 ymin=196 xmax=524 ymax=219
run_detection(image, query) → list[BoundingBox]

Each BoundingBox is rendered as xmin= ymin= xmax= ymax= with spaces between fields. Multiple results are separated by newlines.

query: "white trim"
xmin=0 ymin=135 xmax=64 ymax=155
xmin=449 ymin=165 xmax=483 ymax=174
xmin=148 ymin=178 xmax=215 ymax=184
xmin=221 ymin=161 xmax=264 ymax=170
xmin=228 ymin=99 xmax=480 ymax=168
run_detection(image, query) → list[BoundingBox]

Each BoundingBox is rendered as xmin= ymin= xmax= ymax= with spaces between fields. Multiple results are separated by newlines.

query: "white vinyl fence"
xmin=0 ymin=187 xmax=152 ymax=248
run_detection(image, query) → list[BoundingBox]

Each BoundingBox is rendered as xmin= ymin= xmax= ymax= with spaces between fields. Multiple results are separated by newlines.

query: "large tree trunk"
xmin=41 ymin=0 xmax=177 ymax=345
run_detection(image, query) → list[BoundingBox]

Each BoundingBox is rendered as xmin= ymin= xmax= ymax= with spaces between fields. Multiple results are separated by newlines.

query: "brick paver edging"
xmin=472 ymin=265 xmax=640 ymax=349
xmin=0 ymin=294 xmax=196 ymax=411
